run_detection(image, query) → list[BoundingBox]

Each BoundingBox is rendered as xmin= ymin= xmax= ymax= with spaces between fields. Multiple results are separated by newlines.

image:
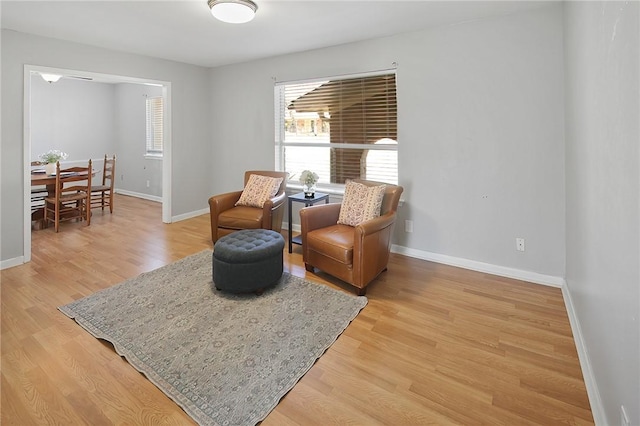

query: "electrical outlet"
xmin=146 ymin=180 xmax=150 ymax=188
xmin=405 ymin=220 xmax=413 ymax=233
xmin=516 ymin=238 xmax=525 ymax=252
xmin=621 ymin=405 xmax=630 ymax=426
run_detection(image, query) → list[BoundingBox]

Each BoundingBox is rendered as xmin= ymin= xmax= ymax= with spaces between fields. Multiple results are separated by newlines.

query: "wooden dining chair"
xmin=43 ymin=160 xmax=92 ymax=232
xmin=90 ymin=154 xmax=116 ymax=213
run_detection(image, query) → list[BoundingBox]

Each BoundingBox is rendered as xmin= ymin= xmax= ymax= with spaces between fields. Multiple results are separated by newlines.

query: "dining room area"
xmin=28 ymin=69 xmax=164 ymax=234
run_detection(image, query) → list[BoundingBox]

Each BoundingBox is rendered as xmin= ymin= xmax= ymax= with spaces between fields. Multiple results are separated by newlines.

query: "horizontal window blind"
xmin=275 ymin=71 xmax=397 ymax=187
xmin=146 ymin=96 xmax=163 ymax=155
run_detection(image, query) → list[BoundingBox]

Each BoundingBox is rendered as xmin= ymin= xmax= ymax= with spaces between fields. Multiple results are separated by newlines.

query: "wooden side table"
xmin=288 ymin=192 xmax=330 ymax=253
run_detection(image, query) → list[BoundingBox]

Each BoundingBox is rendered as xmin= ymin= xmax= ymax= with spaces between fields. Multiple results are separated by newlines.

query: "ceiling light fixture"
xmin=208 ymin=0 xmax=257 ymax=24
xmin=40 ymin=73 xmax=62 ymax=83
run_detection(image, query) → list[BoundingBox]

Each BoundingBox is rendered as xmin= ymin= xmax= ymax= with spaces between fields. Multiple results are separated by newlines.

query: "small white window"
xmin=146 ymin=96 xmax=163 ymax=157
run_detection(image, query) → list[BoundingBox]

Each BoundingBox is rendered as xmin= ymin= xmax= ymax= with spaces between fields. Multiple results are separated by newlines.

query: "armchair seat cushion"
xmin=306 ymin=224 xmax=354 ymax=265
xmin=218 ymin=206 xmax=264 ymax=230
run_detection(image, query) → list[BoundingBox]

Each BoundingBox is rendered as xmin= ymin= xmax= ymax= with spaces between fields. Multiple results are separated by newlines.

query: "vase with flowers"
xmin=299 ymin=169 xmax=319 ymax=198
xmin=39 ymin=149 xmax=68 ymax=175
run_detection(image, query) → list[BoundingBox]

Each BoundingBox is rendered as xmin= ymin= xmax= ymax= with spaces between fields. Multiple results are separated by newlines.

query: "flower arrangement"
xmin=299 ymin=170 xmax=319 ymax=186
xmin=39 ymin=149 xmax=68 ymax=164
xmin=299 ymin=169 xmax=319 ymax=198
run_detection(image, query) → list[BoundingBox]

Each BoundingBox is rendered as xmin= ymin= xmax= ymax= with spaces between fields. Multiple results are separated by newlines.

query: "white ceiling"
xmin=1 ymin=1 xmax=548 ymax=69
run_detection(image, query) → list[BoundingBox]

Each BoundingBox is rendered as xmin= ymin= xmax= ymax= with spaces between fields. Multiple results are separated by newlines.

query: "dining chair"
xmin=43 ymin=160 xmax=92 ymax=232
xmin=90 ymin=154 xmax=116 ymax=213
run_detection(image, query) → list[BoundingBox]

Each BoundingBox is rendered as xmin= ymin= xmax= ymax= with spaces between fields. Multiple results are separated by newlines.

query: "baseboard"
xmin=287 ymin=222 xmax=301 ymax=233
xmin=115 ymin=189 xmax=162 ymax=203
xmin=1 ymin=256 xmax=24 ymax=270
xmin=391 ymin=244 xmax=564 ymax=287
xmin=561 ymin=284 xmax=606 ymax=425
xmin=173 ymin=208 xmax=208 ymax=223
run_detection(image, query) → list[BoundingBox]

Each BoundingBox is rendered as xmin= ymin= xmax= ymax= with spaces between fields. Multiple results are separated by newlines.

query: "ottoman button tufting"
xmin=213 ymin=229 xmax=285 ymax=294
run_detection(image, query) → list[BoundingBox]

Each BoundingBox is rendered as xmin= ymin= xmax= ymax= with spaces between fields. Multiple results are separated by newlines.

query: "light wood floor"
xmin=1 ymin=194 xmax=593 ymax=425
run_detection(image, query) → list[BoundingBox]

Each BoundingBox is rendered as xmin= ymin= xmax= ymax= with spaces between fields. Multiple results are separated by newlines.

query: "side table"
xmin=288 ymin=192 xmax=330 ymax=253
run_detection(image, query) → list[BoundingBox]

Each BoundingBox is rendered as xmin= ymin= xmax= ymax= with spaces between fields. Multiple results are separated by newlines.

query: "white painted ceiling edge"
xmin=1 ymin=1 xmax=550 ymax=68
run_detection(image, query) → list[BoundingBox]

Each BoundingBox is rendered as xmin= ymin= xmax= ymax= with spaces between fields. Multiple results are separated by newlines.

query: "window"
xmin=275 ymin=71 xmax=397 ymax=189
xmin=146 ymin=96 xmax=163 ymax=157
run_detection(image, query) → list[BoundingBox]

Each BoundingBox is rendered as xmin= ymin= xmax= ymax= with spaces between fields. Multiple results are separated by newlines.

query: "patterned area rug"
xmin=59 ymin=250 xmax=367 ymax=426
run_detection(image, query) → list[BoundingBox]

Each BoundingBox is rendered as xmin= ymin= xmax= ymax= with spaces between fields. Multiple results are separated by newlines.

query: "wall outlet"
xmin=405 ymin=220 xmax=413 ymax=233
xmin=516 ymin=238 xmax=525 ymax=252
xmin=146 ymin=180 xmax=150 ymax=188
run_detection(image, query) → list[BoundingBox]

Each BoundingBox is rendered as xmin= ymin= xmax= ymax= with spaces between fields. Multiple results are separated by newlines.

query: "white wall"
xmin=209 ymin=4 xmax=566 ymax=280
xmin=30 ymin=77 xmax=165 ymax=198
xmin=31 ymin=76 xmax=115 ymax=162
xmin=114 ymin=83 xmax=163 ymax=198
xmin=564 ymin=2 xmax=640 ymax=425
xmin=1 ymin=29 xmax=212 ymax=262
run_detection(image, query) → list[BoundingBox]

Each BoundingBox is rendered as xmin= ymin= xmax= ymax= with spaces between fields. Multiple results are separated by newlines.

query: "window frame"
xmin=145 ymin=96 xmax=164 ymax=159
xmin=274 ymin=69 xmax=398 ymax=193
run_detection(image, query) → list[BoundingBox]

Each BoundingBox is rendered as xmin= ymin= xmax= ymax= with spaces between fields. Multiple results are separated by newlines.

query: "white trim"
xmin=390 ymin=244 xmax=565 ymax=287
xmin=1 ymin=256 xmax=25 ymax=270
xmin=561 ymin=284 xmax=606 ymax=426
xmin=285 ymin=222 xmax=301 ymax=234
xmin=283 ymin=142 xmax=396 ymax=150
xmin=115 ymin=189 xmax=162 ymax=203
xmin=161 ymin=84 xmax=172 ymax=224
xmin=172 ymin=208 xmax=209 ymax=223
xmin=275 ymin=67 xmax=396 ymax=86
xmin=23 ymin=68 xmax=32 ymax=262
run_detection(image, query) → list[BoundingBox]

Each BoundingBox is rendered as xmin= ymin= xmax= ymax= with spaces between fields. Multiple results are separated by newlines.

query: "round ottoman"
xmin=213 ymin=229 xmax=285 ymax=294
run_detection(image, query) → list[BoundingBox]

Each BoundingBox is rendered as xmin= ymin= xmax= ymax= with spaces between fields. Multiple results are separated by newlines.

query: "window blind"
xmin=275 ymin=71 xmax=398 ymax=187
xmin=146 ymin=96 xmax=164 ymax=155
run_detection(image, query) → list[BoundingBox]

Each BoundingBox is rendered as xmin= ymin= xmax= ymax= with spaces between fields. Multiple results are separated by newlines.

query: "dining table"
xmin=31 ymin=168 xmax=95 ymax=195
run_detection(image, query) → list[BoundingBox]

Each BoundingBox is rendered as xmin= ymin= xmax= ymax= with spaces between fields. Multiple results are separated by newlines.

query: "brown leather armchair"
xmin=300 ymin=180 xmax=403 ymax=295
xmin=208 ymin=170 xmax=289 ymax=243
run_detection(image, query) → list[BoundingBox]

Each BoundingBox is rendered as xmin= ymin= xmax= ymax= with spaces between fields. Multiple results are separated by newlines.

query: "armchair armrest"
xmin=261 ymin=191 xmax=287 ymax=230
xmin=353 ymin=211 xmax=398 ymax=286
xmin=208 ymin=190 xmax=242 ymax=241
xmin=209 ymin=190 xmax=242 ymax=212
xmin=300 ymin=203 xmax=342 ymax=234
xmin=263 ymin=191 xmax=286 ymax=212
xmin=355 ymin=211 xmax=397 ymax=237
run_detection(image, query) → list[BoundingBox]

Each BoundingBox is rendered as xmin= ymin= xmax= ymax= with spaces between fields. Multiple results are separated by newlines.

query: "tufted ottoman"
xmin=213 ymin=229 xmax=285 ymax=294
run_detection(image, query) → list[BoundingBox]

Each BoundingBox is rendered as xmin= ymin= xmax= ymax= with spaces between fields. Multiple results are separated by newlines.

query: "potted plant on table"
xmin=299 ymin=169 xmax=319 ymax=198
xmin=39 ymin=150 xmax=68 ymax=175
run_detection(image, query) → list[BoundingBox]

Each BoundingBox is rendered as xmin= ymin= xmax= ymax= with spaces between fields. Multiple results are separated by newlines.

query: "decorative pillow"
xmin=337 ymin=180 xmax=386 ymax=226
xmin=235 ymin=174 xmax=283 ymax=208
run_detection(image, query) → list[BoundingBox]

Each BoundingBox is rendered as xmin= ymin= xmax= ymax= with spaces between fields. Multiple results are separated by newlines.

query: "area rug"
xmin=59 ymin=250 xmax=367 ymax=426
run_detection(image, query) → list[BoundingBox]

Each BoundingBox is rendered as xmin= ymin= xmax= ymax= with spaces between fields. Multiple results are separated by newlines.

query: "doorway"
xmin=23 ymin=65 xmax=172 ymax=262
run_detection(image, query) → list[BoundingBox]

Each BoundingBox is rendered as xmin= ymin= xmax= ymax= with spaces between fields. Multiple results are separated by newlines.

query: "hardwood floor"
xmin=1 ymin=194 xmax=593 ymax=425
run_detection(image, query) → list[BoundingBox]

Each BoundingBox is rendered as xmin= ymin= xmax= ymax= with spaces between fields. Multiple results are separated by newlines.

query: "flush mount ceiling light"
xmin=40 ymin=73 xmax=62 ymax=83
xmin=208 ymin=0 xmax=257 ymax=24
